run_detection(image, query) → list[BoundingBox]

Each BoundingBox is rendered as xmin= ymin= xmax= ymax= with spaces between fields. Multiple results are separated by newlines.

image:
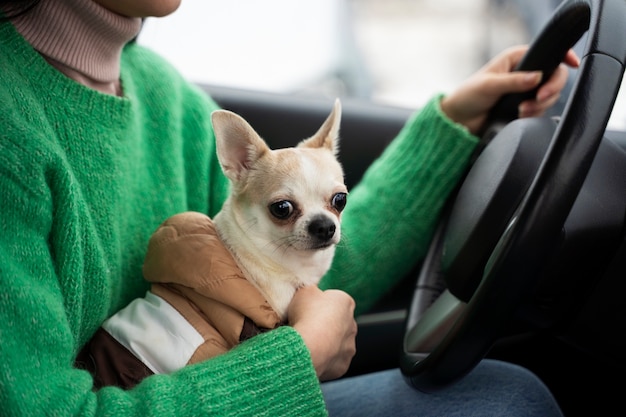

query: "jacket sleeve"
xmin=321 ymin=95 xmax=479 ymax=314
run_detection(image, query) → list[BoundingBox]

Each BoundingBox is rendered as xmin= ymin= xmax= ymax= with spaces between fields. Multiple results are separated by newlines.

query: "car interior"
xmin=201 ymin=1 xmax=626 ymax=415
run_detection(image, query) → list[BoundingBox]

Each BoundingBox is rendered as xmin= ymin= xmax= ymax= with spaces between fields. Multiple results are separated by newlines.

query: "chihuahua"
xmin=211 ymin=99 xmax=347 ymax=320
xmin=76 ymin=100 xmax=347 ymax=389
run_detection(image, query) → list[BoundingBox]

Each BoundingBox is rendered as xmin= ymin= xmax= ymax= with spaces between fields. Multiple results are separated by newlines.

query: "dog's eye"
xmin=269 ymin=200 xmax=294 ymax=219
xmin=331 ymin=193 xmax=347 ymax=212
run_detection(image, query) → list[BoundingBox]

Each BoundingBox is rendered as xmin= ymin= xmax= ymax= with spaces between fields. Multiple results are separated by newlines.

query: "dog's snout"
xmin=308 ymin=215 xmax=336 ymax=241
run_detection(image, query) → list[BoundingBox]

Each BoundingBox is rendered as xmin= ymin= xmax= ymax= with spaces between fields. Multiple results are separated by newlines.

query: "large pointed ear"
xmin=298 ymin=98 xmax=341 ymax=155
xmin=211 ymin=110 xmax=270 ymax=182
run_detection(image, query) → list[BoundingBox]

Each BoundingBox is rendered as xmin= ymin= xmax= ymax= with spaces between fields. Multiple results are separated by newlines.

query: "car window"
xmin=138 ymin=0 xmax=495 ymax=108
xmin=138 ymin=0 xmax=626 ymax=129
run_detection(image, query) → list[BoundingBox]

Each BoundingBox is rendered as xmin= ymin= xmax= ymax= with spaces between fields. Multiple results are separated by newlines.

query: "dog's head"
xmin=211 ymin=100 xmax=346 ymax=261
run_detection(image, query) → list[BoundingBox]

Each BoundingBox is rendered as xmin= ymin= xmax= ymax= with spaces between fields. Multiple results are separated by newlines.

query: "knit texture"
xmin=0 ymin=18 xmax=477 ymax=417
xmin=10 ymin=0 xmax=142 ymax=82
xmin=322 ymin=98 xmax=478 ymax=312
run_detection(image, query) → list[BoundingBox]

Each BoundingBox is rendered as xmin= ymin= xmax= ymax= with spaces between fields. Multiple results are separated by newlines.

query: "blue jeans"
xmin=321 ymin=360 xmax=563 ymax=417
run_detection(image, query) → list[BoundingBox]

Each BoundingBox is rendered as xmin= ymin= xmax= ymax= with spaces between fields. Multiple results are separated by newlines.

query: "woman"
xmin=0 ymin=0 xmax=578 ymax=415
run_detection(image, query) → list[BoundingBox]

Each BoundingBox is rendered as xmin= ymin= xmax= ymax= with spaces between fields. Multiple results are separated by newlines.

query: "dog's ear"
xmin=211 ymin=110 xmax=270 ymax=182
xmin=299 ymin=98 xmax=341 ymax=155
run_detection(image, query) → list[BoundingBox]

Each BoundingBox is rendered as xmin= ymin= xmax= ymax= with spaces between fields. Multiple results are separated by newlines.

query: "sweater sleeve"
xmin=84 ymin=329 xmax=326 ymax=416
xmin=321 ymin=96 xmax=479 ymax=313
xmin=0 ymin=258 xmax=324 ymax=417
xmin=124 ymin=328 xmax=327 ymax=416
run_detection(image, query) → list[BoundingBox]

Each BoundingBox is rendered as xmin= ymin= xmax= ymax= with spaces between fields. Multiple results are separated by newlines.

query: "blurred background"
xmin=138 ymin=0 xmax=625 ymax=129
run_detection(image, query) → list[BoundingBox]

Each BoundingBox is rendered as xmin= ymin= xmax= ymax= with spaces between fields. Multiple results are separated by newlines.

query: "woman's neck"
xmin=9 ymin=0 xmax=142 ymax=95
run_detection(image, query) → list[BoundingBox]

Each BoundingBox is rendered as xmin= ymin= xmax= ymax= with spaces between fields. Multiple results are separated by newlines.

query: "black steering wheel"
xmin=401 ymin=0 xmax=626 ymax=392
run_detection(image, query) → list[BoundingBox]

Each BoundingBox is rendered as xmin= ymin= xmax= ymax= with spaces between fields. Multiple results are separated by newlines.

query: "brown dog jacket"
xmin=76 ymin=212 xmax=283 ymax=389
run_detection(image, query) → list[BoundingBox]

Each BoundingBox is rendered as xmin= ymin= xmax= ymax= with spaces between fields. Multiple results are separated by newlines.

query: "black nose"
xmin=308 ymin=215 xmax=336 ymax=241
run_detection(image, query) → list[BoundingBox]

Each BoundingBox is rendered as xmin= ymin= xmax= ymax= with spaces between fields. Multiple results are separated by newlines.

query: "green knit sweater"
xmin=0 ymin=20 xmax=477 ymax=417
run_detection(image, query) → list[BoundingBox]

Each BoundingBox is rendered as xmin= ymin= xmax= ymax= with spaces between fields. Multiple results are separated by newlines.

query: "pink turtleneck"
xmin=8 ymin=0 xmax=142 ymax=95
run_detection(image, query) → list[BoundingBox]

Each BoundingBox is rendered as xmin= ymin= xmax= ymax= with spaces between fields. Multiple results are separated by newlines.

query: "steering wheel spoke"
xmin=405 ymin=290 xmax=466 ymax=354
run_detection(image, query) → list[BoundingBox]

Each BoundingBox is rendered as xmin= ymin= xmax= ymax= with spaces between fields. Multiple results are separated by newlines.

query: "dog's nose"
xmin=308 ymin=216 xmax=336 ymax=241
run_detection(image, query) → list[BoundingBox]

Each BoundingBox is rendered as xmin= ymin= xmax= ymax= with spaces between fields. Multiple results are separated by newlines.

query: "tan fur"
xmin=211 ymin=100 xmax=346 ymax=320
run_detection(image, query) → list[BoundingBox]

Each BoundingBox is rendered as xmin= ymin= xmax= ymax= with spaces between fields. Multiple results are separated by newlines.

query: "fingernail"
xmin=524 ymin=71 xmax=543 ymax=84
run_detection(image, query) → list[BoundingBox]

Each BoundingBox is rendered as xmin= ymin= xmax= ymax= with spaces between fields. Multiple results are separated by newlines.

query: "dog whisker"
xmin=266 ymin=236 xmax=295 ymax=256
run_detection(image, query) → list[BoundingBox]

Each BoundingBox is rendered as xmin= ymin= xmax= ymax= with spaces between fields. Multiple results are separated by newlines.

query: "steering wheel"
xmin=401 ymin=0 xmax=626 ymax=392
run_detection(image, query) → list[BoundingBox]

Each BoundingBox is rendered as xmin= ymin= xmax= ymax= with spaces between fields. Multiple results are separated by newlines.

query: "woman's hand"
xmin=289 ymin=286 xmax=357 ymax=381
xmin=441 ymin=45 xmax=580 ymax=134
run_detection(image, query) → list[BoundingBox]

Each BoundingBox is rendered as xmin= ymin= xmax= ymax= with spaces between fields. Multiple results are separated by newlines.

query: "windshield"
xmin=138 ymin=0 xmax=626 ymax=129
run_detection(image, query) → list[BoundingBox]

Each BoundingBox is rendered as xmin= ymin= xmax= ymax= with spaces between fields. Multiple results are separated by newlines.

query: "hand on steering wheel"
xmin=441 ymin=46 xmax=579 ymax=134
